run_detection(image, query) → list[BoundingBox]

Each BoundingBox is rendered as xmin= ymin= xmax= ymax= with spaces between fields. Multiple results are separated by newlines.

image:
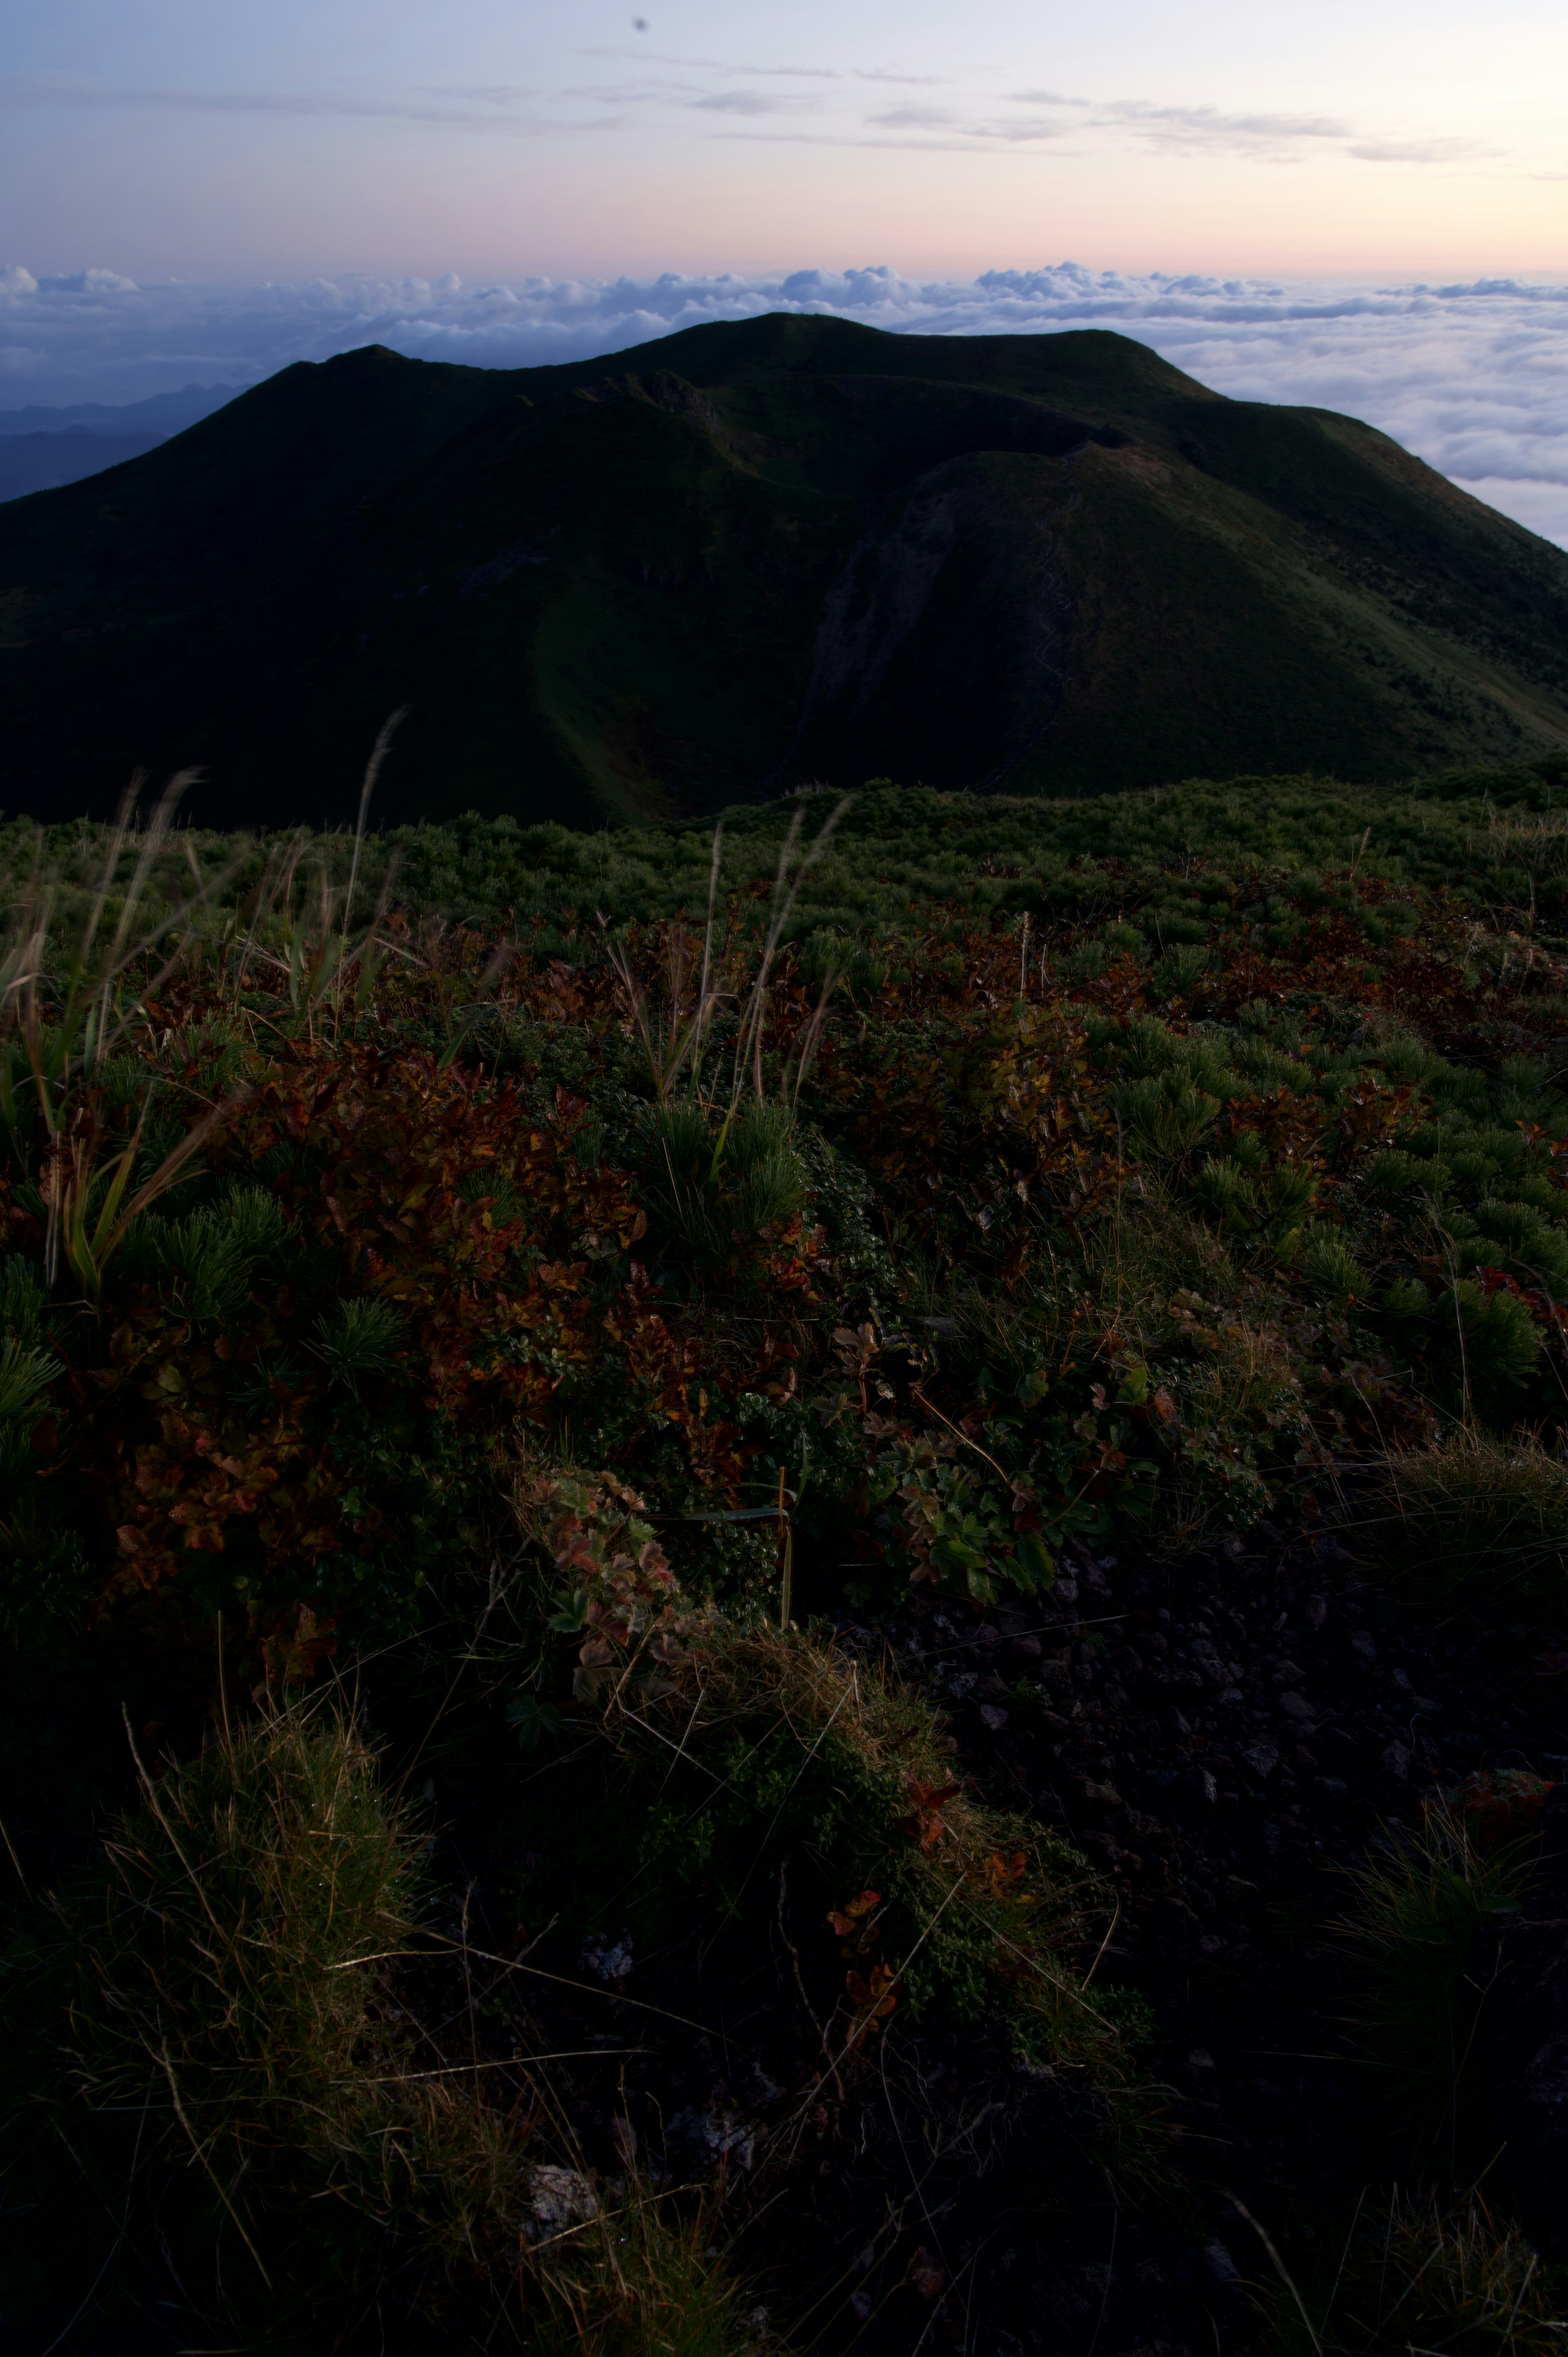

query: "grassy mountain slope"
xmin=1 ymin=321 xmax=1566 ymax=827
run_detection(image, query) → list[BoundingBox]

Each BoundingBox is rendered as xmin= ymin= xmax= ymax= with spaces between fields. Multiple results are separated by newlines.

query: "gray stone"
xmin=526 ymin=2166 xmax=600 ymax=2239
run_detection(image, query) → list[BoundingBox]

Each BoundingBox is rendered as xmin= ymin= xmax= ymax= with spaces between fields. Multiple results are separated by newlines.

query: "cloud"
xmin=2 ymin=69 xmax=1492 ymax=172
xmin=572 ymin=48 xmax=943 ymax=85
xmin=710 ymin=125 xmax=1093 ymax=156
xmin=865 ymin=107 xmax=957 ymax=131
xmin=1346 ymin=138 xmax=1490 ymax=166
xmin=0 ymin=74 xmax=614 ymax=134
xmin=1093 ymin=100 xmax=1348 ymax=153
xmin=713 ymin=88 xmax=1496 ymax=167
xmin=37 ymin=268 xmax=140 ymax=295
xmin=689 ymin=90 xmax=815 ymax=116
xmin=1002 ymin=94 xmax=1350 ymax=156
xmin=0 ymin=260 xmax=1565 ymax=548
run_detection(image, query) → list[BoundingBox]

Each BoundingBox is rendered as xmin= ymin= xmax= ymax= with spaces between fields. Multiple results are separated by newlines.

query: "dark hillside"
xmin=1 ymin=318 xmax=1565 ymax=825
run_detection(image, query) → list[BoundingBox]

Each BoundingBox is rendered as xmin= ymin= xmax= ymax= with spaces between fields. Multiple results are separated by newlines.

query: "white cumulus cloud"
xmin=0 ymin=260 xmax=1564 ymax=546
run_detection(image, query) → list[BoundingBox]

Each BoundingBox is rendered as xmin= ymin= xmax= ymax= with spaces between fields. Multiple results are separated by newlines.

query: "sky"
xmin=2 ymin=1 xmax=1566 ymax=535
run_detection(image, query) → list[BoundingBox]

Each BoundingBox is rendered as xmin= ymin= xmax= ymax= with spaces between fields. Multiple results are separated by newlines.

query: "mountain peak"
xmin=0 ymin=321 xmax=1563 ymax=826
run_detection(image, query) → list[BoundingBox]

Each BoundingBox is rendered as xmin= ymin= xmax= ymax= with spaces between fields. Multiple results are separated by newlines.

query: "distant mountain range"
xmin=0 ymin=384 xmax=242 ymax=505
xmin=1 ymin=320 xmax=1565 ymax=827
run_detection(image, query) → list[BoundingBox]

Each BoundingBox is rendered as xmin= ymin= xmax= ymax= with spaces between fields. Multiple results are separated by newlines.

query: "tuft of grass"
xmin=526 ymin=2188 xmax=773 ymax=2357
xmin=2 ymin=1700 xmax=768 ymax=2348
xmin=1256 ymin=2191 xmax=1563 ymax=2357
xmin=3 ymin=1705 xmax=435 ymax=2315
xmin=0 ymin=1711 xmax=371 ymax=2335
xmin=1334 ymin=1799 xmax=1535 ymax=2167
xmin=616 ymin=812 xmax=841 ymax=1285
xmin=1378 ymin=1425 xmax=1568 ymax=1608
xmin=648 ymin=1098 xmax=810 ymax=1273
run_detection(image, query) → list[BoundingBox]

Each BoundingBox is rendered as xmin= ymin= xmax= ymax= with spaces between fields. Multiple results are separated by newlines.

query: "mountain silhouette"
xmin=2 ymin=317 xmax=1565 ymax=825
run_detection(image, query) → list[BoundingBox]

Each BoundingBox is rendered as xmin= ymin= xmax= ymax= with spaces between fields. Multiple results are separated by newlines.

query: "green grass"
xmin=1374 ymin=1425 xmax=1568 ymax=1609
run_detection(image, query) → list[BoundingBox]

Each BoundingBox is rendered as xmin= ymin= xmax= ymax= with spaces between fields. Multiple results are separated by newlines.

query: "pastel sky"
xmin=3 ymin=0 xmax=1565 ymax=281
xmin=2 ymin=4 xmax=1566 ymax=544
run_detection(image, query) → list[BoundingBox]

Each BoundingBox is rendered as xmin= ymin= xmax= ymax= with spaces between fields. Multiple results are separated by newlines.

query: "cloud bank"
xmin=2 ymin=258 xmax=1565 ymax=546
xmin=0 ymin=67 xmax=1494 ymax=164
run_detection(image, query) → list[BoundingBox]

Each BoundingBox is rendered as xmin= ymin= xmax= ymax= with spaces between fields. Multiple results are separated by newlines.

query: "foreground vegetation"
xmin=4 ymin=756 xmax=1568 ymax=2348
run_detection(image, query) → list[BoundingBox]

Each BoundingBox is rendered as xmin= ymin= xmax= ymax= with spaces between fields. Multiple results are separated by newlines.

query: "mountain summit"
xmin=2 ymin=317 xmax=1566 ymax=825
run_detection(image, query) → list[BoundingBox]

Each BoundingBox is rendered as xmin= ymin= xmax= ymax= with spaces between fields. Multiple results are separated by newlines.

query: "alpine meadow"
xmin=5 ymin=311 xmax=1568 ymax=2355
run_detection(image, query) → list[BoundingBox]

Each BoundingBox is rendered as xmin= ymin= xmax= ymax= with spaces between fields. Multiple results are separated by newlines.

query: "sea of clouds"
xmin=2 ymin=258 xmax=1566 ymax=545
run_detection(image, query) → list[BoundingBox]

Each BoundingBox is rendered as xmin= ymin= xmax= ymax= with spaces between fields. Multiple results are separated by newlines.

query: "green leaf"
xmin=1011 ymin=1532 xmax=1056 ymax=1592
xmin=506 ymin=1694 xmax=563 ymax=1752
xmin=931 ymin=1535 xmax=986 ymax=1577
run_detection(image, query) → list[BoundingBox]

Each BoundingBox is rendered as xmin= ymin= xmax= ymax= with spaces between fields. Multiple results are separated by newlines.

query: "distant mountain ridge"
xmin=0 ymin=384 xmax=243 ymax=439
xmin=0 ymin=384 xmax=243 ymax=508
xmin=0 ymin=429 xmax=168 ymax=504
xmin=0 ymin=318 xmax=1565 ymax=826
